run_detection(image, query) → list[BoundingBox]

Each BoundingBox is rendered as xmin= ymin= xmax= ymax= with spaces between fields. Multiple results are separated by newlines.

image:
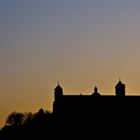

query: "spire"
xmin=57 ymin=81 xmax=60 ymax=86
xmin=55 ymin=81 xmax=62 ymax=89
xmin=119 ymin=77 xmax=121 ymax=81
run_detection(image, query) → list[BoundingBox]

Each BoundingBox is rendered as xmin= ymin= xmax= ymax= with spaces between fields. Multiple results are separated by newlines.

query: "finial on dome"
xmin=119 ymin=77 xmax=121 ymax=81
xmin=94 ymin=86 xmax=98 ymax=93
xmin=57 ymin=81 xmax=60 ymax=86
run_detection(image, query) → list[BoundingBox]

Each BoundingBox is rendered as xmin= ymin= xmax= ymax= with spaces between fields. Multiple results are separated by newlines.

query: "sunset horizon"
xmin=1 ymin=0 xmax=140 ymax=128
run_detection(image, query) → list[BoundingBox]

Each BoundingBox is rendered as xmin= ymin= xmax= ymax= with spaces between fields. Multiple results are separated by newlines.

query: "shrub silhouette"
xmin=6 ymin=111 xmax=25 ymax=126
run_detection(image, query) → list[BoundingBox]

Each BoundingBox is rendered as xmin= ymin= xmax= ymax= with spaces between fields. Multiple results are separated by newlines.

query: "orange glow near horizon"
xmin=1 ymin=0 xmax=140 ymax=128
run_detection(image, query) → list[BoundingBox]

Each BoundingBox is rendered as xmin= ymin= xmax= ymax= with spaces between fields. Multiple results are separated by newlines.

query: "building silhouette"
xmin=53 ymin=80 xmax=140 ymax=127
xmin=1 ymin=80 xmax=140 ymax=139
xmin=53 ymin=80 xmax=126 ymax=116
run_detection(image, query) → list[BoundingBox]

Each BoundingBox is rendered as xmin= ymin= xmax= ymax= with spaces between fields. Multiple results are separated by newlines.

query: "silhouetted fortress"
xmin=53 ymin=80 xmax=140 ymax=128
xmin=1 ymin=81 xmax=140 ymax=139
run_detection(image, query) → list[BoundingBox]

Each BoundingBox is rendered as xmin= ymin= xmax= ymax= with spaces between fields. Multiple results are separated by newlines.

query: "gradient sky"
xmin=1 ymin=0 xmax=140 ymax=127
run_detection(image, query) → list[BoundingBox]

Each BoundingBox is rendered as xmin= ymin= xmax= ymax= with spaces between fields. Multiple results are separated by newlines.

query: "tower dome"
xmin=54 ymin=82 xmax=63 ymax=101
xmin=115 ymin=80 xmax=125 ymax=96
xmin=92 ymin=86 xmax=101 ymax=96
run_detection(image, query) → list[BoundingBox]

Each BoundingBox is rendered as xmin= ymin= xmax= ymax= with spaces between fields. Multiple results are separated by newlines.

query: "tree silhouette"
xmin=6 ymin=112 xmax=25 ymax=126
xmin=24 ymin=112 xmax=33 ymax=122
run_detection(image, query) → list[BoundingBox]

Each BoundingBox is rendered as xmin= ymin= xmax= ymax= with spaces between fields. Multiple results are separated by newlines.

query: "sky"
xmin=1 ymin=0 xmax=140 ymax=127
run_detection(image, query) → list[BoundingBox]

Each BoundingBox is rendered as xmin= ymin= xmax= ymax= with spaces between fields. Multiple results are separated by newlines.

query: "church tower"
xmin=115 ymin=80 xmax=125 ymax=96
xmin=54 ymin=82 xmax=63 ymax=101
xmin=53 ymin=83 xmax=63 ymax=116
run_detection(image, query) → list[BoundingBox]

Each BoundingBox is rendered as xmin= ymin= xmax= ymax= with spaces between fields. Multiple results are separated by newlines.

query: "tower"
xmin=54 ymin=82 xmax=63 ymax=101
xmin=92 ymin=87 xmax=101 ymax=96
xmin=115 ymin=80 xmax=125 ymax=96
xmin=53 ymin=83 xmax=63 ymax=115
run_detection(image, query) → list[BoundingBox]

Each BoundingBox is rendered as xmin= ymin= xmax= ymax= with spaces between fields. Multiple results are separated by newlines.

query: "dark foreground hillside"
xmin=1 ymin=98 xmax=140 ymax=139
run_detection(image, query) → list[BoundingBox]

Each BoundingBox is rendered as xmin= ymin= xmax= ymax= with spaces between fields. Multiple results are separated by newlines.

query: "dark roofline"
xmin=62 ymin=95 xmax=140 ymax=97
